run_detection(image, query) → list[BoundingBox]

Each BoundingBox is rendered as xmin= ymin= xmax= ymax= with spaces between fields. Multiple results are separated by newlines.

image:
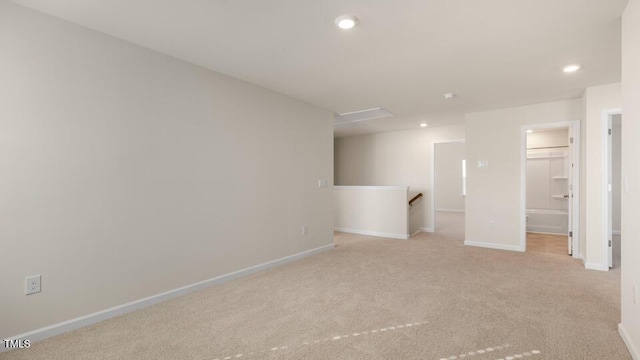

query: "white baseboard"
xmin=585 ymin=262 xmax=609 ymax=272
xmin=619 ymin=323 xmax=639 ymax=360
xmin=613 ymin=230 xmax=622 ymax=235
xmin=410 ymin=229 xmax=423 ymax=237
xmin=334 ymin=228 xmax=409 ymax=240
xmin=435 ymin=208 xmax=465 ymax=213
xmin=464 ymin=240 xmax=525 ymax=252
xmin=420 ymin=227 xmax=434 ymax=233
xmin=1 ymin=243 xmax=335 ymax=351
xmin=573 ymin=253 xmax=584 ymax=262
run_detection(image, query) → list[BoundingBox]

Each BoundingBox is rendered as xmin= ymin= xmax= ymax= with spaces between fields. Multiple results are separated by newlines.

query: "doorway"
xmin=433 ymin=141 xmax=466 ymax=239
xmin=521 ymin=122 xmax=580 ymax=257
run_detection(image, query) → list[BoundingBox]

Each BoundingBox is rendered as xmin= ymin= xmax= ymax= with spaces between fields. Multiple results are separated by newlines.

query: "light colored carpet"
xmin=1 ymin=230 xmax=629 ymax=359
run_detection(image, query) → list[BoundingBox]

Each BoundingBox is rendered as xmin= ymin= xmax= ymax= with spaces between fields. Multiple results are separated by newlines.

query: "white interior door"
xmin=608 ymin=118 xmax=613 ymax=268
xmin=567 ymin=128 xmax=574 ymax=255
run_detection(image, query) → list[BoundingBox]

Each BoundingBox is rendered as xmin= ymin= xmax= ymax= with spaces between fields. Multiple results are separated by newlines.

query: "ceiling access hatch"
xmin=334 ymin=107 xmax=394 ymax=126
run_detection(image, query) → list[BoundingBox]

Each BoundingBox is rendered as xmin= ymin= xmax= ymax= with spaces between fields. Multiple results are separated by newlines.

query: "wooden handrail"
xmin=408 ymin=193 xmax=423 ymax=207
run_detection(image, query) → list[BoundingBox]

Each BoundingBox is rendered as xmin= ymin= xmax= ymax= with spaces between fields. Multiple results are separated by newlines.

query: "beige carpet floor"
xmin=0 ymin=230 xmax=629 ymax=360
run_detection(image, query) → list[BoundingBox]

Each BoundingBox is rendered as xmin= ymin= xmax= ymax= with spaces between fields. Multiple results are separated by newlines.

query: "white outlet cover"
xmin=318 ymin=179 xmax=328 ymax=188
xmin=25 ymin=275 xmax=41 ymax=295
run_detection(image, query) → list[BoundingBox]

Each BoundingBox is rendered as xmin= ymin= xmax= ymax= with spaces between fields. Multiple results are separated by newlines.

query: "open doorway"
xmin=606 ymin=112 xmax=622 ymax=270
xmin=522 ymin=122 xmax=580 ymax=257
xmin=433 ymin=141 xmax=466 ymax=239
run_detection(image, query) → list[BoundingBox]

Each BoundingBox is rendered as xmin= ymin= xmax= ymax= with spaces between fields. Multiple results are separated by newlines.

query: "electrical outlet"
xmin=302 ymin=225 xmax=308 ymax=235
xmin=489 ymin=220 xmax=495 ymax=229
xmin=25 ymin=275 xmax=41 ymax=295
xmin=318 ymin=179 xmax=327 ymax=188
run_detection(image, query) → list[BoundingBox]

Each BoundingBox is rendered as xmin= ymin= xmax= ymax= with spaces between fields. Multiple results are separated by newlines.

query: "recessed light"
xmin=335 ymin=15 xmax=359 ymax=30
xmin=563 ymin=64 xmax=580 ymax=73
xmin=420 ymin=123 xmax=428 ymax=128
xmin=443 ymin=92 xmax=455 ymax=100
xmin=527 ymin=129 xmax=534 ymax=133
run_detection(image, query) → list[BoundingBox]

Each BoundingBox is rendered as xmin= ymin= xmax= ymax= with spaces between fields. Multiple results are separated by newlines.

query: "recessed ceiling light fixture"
xmin=563 ymin=64 xmax=581 ymax=73
xmin=335 ymin=15 xmax=359 ymax=30
xmin=527 ymin=129 xmax=534 ymax=134
xmin=443 ymin=92 xmax=455 ymax=100
xmin=420 ymin=123 xmax=428 ymax=128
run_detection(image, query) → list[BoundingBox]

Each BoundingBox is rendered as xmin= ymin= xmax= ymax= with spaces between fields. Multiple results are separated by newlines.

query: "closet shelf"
xmin=552 ymin=195 xmax=569 ymax=199
xmin=526 ymin=155 xmax=568 ymax=159
xmin=552 ymin=176 xmax=568 ymax=180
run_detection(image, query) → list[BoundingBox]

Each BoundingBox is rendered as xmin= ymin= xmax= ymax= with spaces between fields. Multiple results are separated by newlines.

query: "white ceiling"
xmin=10 ymin=0 xmax=627 ymax=137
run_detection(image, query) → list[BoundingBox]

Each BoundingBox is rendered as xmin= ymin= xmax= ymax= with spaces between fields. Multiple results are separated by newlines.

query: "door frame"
xmin=602 ymin=109 xmax=622 ymax=269
xmin=520 ymin=121 xmax=581 ymax=257
xmin=431 ymin=139 xmax=466 ymax=233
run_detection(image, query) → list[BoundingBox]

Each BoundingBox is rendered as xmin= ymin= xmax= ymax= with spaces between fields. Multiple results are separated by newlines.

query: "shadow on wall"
xmin=409 ymin=191 xmax=424 ymax=235
xmin=334 ymin=136 xmax=380 ymax=185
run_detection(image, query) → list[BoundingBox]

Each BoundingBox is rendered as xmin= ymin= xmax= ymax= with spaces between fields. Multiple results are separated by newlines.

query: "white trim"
xmin=619 ymin=323 xmax=640 ymax=360
xmin=431 ymin=139 xmax=466 ymax=233
xmin=334 ymin=227 xmax=409 ymax=240
xmin=333 ymin=185 xmax=409 ymax=191
xmin=464 ymin=240 xmax=525 ymax=252
xmin=602 ymin=108 xmax=622 ymax=269
xmin=521 ymin=121 xmax=581 ymax=260
xmin=420 ymin=227 xmax=434 ymax=233
xmin=520 ymin=124 xmax=528 ymax=253
xmin=410 ymin=229 xmax=423 ymax=237
xmin=0 ymin=244 xmax=335 ymax=350
xmin=435 ymin=208 xmax=465 ymax=213
xmin=613 ymin=230 xmax=621 ymax=235
xmin=585 ymin=262 xmax=609 ymax=271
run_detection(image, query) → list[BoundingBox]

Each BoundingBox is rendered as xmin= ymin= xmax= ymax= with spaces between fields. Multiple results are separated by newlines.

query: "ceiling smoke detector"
xmin=443 ymin=93 xmax=455 ymax=100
